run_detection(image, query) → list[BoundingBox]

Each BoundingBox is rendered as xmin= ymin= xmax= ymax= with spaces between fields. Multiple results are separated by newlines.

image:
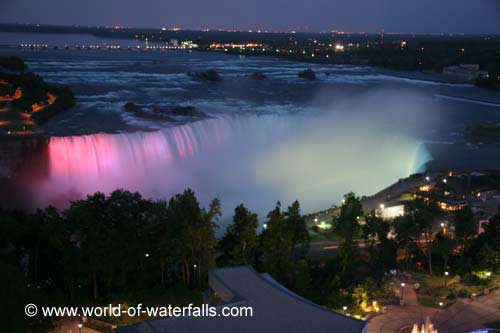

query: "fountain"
xmin=412 ymin=317 xmax=438 ymax=333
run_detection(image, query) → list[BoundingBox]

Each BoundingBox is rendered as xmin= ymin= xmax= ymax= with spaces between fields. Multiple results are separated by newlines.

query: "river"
xmin=1 ymin=32 xmax=500 ymax=222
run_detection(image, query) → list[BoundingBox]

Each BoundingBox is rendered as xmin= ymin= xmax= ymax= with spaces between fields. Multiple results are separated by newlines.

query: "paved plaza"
xmin=368 ymin=284 xmax=500 ymax=333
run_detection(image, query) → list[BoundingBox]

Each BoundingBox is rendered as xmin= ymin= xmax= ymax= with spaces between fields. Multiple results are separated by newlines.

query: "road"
xmin=308 ymin=240 xmax=369 ymax=259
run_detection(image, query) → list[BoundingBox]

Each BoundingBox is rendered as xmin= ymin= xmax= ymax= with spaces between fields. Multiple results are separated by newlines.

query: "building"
xmin=381 ymin=204 xmax=405 ymax=220
xmin=470 ymin=196 xmax=500 ymax=234
xmin=443 ymin=64 xmax=487 ymax=82
xmin=116 ymin=266 xmax=367 ymax=333
xmin=437 ymin=197 xmax=468 ymax=211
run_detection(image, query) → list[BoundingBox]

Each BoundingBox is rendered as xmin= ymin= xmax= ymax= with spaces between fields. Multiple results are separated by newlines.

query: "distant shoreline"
xmin=0 ymin=29 xmax=495 ymax=89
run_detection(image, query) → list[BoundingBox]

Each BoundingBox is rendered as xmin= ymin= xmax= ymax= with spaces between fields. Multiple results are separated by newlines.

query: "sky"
xmin=1 ymin=0 xmax=500 ymax=33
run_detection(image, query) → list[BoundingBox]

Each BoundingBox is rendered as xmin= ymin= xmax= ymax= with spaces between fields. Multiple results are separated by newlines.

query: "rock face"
xmin=298 ymin=69 xmax=316 ymax=80
xmin=188 ymin=70 xmax=222 ymax=82
xmin=124 ymin=102 xmax=205 ymax=121
xmin=123 ymin=102 xmax=173 ymax=121
xmin=0 ymin=136 xmax=48 ymax=178
xmin=123 ymin=102 xmax=142 ymax=114
xmin=163 ymin=106 xmax=205 ymax=117
xmin=250 ymin=72 xmax=267 ymax=80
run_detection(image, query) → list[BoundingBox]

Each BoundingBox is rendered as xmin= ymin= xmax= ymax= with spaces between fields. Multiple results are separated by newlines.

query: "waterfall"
xmin=409 ymin=143 xmax=433 ymax=175
xmin=33 ymin=113 xmax=431 ymax=219
xmin=48 ymin=118 xmax=229 ymax=180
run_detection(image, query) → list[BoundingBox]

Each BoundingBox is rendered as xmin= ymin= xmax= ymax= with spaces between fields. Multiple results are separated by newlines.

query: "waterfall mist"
xmin=28 ymin=89 xmax=433 ymax=222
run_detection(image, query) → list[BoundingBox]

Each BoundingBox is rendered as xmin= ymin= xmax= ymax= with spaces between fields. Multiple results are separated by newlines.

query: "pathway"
xmin=368 ymin=284 xmax=500 ymax=333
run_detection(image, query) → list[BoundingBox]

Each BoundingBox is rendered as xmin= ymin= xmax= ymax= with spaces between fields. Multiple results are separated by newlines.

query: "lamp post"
xmin=342 ymin=306 xmax=347 ymax=315
xmin=193 ymin=264 xmax=199 ymax=287
xmin=78 ymin=323 xmax=83 ymax=333
xmin=444 ymin=271 xmax=449 ymax=288
xmin=400 ymin=283 xmax=406 ymax=302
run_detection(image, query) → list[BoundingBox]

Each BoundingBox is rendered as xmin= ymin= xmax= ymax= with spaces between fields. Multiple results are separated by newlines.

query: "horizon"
xmin=1 ymin=22 xmax=500 ymax=36
xmin=1 ymin=0 xmax=500 ymax=34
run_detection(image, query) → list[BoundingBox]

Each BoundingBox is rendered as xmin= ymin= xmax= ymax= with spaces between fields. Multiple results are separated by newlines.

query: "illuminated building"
xmin=209 ymin=42 xmax=264 ymax=50
xmin=380 ymin=204 xmax=405 ymax=219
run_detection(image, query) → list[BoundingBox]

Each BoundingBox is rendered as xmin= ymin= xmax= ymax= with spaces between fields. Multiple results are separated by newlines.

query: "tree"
xmin=197 ymin=197 xmax=221 ymax=286
xmin=337 ymin=193 xmax=362 ymax=245
xmin=483 ymin=207 xmax=500 ymax=253
xmin=147 ymin=200 xmax=174 ymax=288
xmin=219 ymin=204 xmax=259 ymax=266
xmin=66 ymin=192 xmax=113 ymax=301
xmin=285 ymin=200 xmax=309 ymax=260
xmin=261 ymin=202 xmax=294 ymax=285
xmin=432 ymin=233 xmax=455 ymax=273
xmin=455 ymin=206 xmax=478 ymax=255
xmin=0 ymin=262 xmax=29 ymax=333
xmin=394 ymin=213 xmax=421 ymax=271
xmin=336 ymin=193 xmax=362 ymax=278
xmin=474 ymin=243 xmax=499 ymax=271
xmin=403 ymin=199 xmax=442 ymax=275
xmin=105 ymin=190 xmax=151 ymax=292
xmin=167 ymin=189 xmax=218 ymax=288
xmin=363 ymin=212 xmax=396 ymax=280
xmin=292 ymin=259 xmax=311 ymax=295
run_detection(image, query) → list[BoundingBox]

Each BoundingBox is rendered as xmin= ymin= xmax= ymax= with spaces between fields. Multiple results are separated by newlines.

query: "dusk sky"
xmin=1 ymin=0 xmax=500 ymax=33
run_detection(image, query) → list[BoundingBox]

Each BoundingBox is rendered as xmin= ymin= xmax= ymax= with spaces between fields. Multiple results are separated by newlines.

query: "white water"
xmin=32 ymin=112 xmax=432 ymax=220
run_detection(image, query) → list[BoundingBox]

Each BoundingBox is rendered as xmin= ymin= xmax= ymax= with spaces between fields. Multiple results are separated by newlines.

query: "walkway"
xmin=368 ymin=284 xmax=500 ymax=333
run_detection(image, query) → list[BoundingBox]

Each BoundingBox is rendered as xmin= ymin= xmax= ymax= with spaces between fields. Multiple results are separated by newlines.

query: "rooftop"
xmin=116 ymin=265 xmax=366 ymax=333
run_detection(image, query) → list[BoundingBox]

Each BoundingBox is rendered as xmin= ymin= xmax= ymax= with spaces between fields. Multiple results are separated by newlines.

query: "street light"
xmin=400 ymin=283 xmax=406 ymax=301
xmin=444 ymin=271 xmax=449 ymax=287
xmin=342 ymin=306 xmax=347 ymax=314
xmin=78 ymin=323 xmax=83 ymax=333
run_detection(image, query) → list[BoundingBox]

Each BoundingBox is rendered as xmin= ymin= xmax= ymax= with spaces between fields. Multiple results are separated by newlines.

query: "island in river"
xmin=0 ymin=56 xmax=75 ymax=136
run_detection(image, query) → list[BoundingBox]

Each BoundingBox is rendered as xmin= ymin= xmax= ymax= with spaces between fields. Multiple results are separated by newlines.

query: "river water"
xmin=1 ymin=32 xmax=500 ymax=221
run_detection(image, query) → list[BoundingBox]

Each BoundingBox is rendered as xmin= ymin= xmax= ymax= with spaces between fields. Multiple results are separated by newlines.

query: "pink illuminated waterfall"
xmin=41 ymin=118 xmax=232 ymax=203
xmin=28 ymin=113 xmax=430 ymax=217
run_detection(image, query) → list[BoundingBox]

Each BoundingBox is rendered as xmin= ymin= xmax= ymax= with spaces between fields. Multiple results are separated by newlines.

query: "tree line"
xmin=2 ymin=188 xmax=500 ymax=332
